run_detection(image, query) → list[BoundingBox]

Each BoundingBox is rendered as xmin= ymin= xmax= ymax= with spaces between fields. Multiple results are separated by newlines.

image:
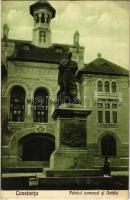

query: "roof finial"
xmin=97 ymin=53 xmax=102 ymax=58
xmin=73 ymin=30 xmax=80 ymax=47
xmin=3 ymin=23 xmax=9 ymax=41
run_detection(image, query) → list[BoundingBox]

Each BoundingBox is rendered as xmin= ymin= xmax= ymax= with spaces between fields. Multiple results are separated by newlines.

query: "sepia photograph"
xmin=1 ymin=0 xmax=129 ymax=197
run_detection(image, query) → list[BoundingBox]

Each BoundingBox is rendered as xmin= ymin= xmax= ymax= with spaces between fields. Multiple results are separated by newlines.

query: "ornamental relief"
xmin=35 ymin=125 xmax=47 ymax=133
xmin=61 ymin=120 xmax=86 ymax=147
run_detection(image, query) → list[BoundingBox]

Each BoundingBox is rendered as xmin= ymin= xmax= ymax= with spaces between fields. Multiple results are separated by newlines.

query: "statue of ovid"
xmin=57 ymin=51 xmax=80 ymax=106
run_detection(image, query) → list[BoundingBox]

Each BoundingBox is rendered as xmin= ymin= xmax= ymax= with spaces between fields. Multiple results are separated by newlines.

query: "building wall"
xmin=1 ymin=42 xmax=61 ymax=166
xmin=79 ymin=74 xmax=129 ymax=167
xmin=1 ymin=39 xmax=129 ymax=169
xmin=2 ymin=59 xmax=59 ymax=132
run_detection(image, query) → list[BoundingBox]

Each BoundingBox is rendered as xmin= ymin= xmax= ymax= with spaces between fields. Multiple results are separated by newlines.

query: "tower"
xmin=30 ymin=0 xmax=56 ymax=48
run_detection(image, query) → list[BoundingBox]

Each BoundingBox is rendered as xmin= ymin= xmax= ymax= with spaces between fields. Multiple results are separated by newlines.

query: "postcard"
xmin=1 ymin=0 xmax=129 ymax=199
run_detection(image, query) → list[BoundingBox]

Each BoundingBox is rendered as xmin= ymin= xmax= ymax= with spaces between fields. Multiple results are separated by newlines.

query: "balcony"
xmin=94 ymin=91 xmax=122 ymax=102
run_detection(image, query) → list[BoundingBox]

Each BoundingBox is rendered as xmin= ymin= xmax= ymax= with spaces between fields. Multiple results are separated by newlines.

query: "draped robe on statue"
xmin=57 ymin=57 xmax=79 ymax=105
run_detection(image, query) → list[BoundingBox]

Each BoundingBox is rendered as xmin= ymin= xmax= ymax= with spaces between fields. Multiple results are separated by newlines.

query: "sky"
xmin=2 ymin=1 xmax=130 ymax=69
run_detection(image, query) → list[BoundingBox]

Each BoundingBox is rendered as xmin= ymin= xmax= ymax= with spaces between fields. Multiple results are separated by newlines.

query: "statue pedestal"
xmin=50 ymin=104 xmax=93 ymax=170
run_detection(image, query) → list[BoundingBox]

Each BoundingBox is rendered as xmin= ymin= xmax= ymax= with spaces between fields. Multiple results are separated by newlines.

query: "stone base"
xmin=3 ymin=174 xmax=128 ymax=190
xmin=50 ymin=149 xmax=94 ymax=170
xmin=1 ymin=154 xmax=18 ymax=168
xmin=50 ymin=104 xmax=93 ymax=171
xmin=43 ymin=168 xmax=103 ymax=177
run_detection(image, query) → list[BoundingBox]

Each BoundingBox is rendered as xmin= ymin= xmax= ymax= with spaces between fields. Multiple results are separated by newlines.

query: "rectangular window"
xmin=105 ymin=103 xmax=110 ymax=108
xmin=98 ymin=81 xmax=103 ymax=92
xmin=112 ymin=111 xmax=117 ymax=123
xmin=39 ymin=31 xmax=46 ymax=43
xmin=105 ymin=111 xmax=110 ymax=123
xmin=98 ymin=111 xmax=103 ymax=123
xmin=112 ymin=104 xmax=117 ymax=109
xmin=112 ymin=82 xmax=117 ymax=92
xmin=98 ymin=103 xmax=103 ymax=108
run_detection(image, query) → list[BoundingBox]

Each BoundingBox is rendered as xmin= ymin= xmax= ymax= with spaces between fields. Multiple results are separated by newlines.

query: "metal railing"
xmin=94 ymin=91 xmax=122 ymax=102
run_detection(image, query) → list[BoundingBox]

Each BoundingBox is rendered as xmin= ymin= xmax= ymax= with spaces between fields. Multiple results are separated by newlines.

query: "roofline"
xmin=8 ymin=57 xmax=60 ymax=64
xmin=76 ymin=71 xmax=129 ymax=79
xmin=2 ymin=38 xmax=27 ymax=43
xmin=2 ymin=39 xmax=84 ymax=49
xmin=84 ymin=58 xmax=129 ymax=73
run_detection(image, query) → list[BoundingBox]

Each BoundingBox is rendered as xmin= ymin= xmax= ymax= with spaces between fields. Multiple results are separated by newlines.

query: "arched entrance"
xmin=18 ymin=133 xmax=55 ymax=161
xmin=101 ymin=135 xmax=116 ymax=156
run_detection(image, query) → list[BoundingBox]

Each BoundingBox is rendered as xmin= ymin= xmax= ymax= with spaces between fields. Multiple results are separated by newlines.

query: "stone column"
xmin=34 ymin=14 xmax=37 ymax=25
xmin=45 ymin=13 xmax=48 ymax=23
xmin=26 ymin=94 xmax=33 ymax=124
xmin=39 ymin=13 xmax=42 ymax=24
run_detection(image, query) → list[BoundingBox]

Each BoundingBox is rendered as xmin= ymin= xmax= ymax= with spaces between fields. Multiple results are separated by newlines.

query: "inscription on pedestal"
xmin=61 ymin=120 xmax=86 ymax=147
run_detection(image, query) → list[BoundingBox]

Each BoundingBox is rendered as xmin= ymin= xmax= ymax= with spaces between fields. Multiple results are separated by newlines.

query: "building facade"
xmin=1 ymin=0 xmax=129 ymax=170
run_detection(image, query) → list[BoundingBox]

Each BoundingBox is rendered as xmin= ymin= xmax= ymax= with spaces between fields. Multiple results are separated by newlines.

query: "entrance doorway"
xmin=19 ymin=133 xmax=55 ymax=161
xmin=101 ymin=134 xmax=116 ymax=156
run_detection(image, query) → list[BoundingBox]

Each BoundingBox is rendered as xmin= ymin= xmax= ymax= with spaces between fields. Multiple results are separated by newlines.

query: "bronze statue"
xmin=57 ymin=52 xmax=80 ymax=105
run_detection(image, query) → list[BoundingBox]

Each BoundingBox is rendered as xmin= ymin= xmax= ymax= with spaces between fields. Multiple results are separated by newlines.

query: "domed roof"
xmin=30 ymin=0 xmax=56 ymax=18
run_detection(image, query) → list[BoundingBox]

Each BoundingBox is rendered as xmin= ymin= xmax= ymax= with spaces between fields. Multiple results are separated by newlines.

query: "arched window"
xmin=33 ymin=88 xmax=48 ymax=123
xmin=101 ymin=135 xmax=116 ymax=156
xmin=41 ymin=13 xmax=45 ymax=23
xmin=10 ymin=86 xmax=25 ymax=122
xmin=39 ymin=31 xmax=46 ymax=43
xmin=112 ymin=82 xmax=117 ymax=92
xmin=104 ymin=81 xmax=109 ymax=92
xmin=97 ymin=81 xmax=103 ymax=92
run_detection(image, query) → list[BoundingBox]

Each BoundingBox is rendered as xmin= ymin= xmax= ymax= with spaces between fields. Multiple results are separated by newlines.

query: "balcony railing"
xmin=94 ymin=91 xmax=122 ymax=102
